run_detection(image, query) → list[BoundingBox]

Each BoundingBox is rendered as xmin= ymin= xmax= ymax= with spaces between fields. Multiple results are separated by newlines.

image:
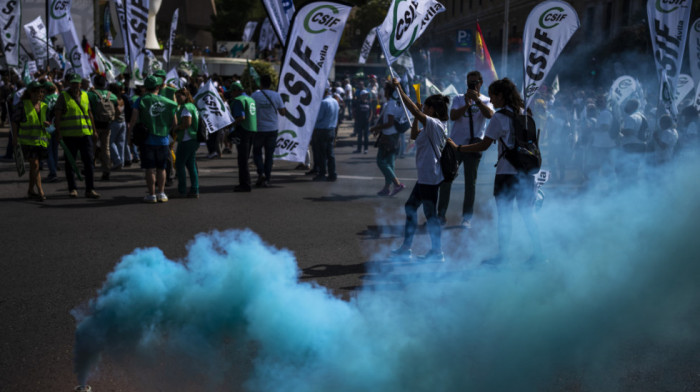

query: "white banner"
xmin=689 ymin=19 xmax=700 ymax=86
xmin=95 ymin=47 xmax=117 ymax=82
xmin=162 ymin=8 xmax=178 ymax=66
xmin=165 ymin=67 xmax=182 ymax=88
xmin=194 ymin=80 xmax=234 ymax=134
xmin=274 ymin=1 xmax=352 ymax=162
xmin=23 ymin=16 xmax=60 ymax=63
xmin=610 ymin=75 xmax=639 ymax=106
xmin=358 ymin=28 xmax=377 ymax=64
xmin=258 ymin=18 xmax=278 ymax=51
xmin=262 ymin=0 xmax=295 ymax=44
xmin=113 ymin=0 xmax=130 ymax=63
xmin=673 ymin=73 xmax=694 ymax=106
xmin=376 ymin=0 xmax=444 ymax=65
xmin=523 ymin=1 xmax=579 ymax=108
xmin=125 ymin=0 xmax=149 ymax=73
xmin=61 ymin=23 xmax=91 ymax=78
xmin=0 ymin=0 xmax=21 ymax=67
xmin=647 ymin=0 xmax=692 ymax=118
xmin=242 ymin=21 xmax=258 ymax=42
xmin=48 ymin=0 xmax=72 ymax=37
xmin=425 ymin=78 xmax=442 ymax=95
xmin=200 ymin=57 xmax=209 ymax=77
xmin=693 ymin=81 xmax=700 ymax=111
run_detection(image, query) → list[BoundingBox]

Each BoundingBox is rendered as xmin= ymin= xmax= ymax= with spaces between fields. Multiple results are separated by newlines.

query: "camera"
xmin=467 ymin=81 xmax=478 ymax=90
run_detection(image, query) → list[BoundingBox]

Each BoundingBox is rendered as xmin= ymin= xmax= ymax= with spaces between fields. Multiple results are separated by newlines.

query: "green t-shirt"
xmin=160 ymin=86 xmax=177 ymax=101
xmin=233 ymin=94 xmax=257 ymax=132
xmin=87 ymin=89 xmax=118 ymax=116
xmin=176 ymin=102 xmax=199 ymax=141
xmin=138 ymin=93 xmax=178 ymax=137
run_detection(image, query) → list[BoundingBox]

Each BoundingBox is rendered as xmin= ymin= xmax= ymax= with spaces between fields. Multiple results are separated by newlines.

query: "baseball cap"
xmin=231 ymin=81 xmax=244 ymax=91
xmin=153 ymin=69 xmax=167 ymax=79
xmin=145 ymin=75 xmax=163 ymax=89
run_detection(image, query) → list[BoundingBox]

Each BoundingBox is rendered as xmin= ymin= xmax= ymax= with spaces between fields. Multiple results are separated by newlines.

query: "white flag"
xmin=61 ymin=23 xmax=92 ymax=79
xmin=674 ymin=74 xmax=694 ymax=107
xmin=113 ymin=0 xmax=130 ymax=63
xmin=23 ymin=17 xmax=60 ymax=63
xmin=194 ymin=80 xmax=234 ymax=134
xmin=523 ymin=1 xmax=580 ymax=108
xmin=258 ymin=18 xmax=278 ymax=51
xmin=242 ymin=21 xmax=258 ymax=42
xmin=358 ymin=28 xmax=377 ymax=64
xmin=48 ymin=0 xmax=73 ymax=37
xmin=163 ymin=8 xmax=178 ymax=65
xmin=124 ymin=0 xmax=149 ymax=73
xmin=396 ymin=50 xmax=415 ymax=79
xmin=165 ymin=67 xmax=182 ymax=88
xmin=0 ymin=0 xmax=21 ymax=67
xmin=274 ymin=1 xmax=353 ymax=162
xmin=648 ymin=0 xmax=692 ymax=119
xmin=552 ymin=74 xmax=560 ymax=96
xmin=200 ymin=57 xmax=209 ymax=77
xmin=95 ymin=47 xmax=117 ymax=82
xmin=689 ymin=19 xmax=700 ymax=86
xmin=425 ymin=78 xmax=442 ymax=95
xmin=261 ymin=0 xmax=295 ymax=43
xmin=376 ymin=0 xmax=444 ymax=65
xmin=609 ymin=76 xmax=638 ymax=106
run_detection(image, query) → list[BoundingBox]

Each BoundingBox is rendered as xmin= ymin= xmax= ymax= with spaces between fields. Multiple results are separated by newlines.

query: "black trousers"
xmin=235 ymin=129 xmax=254 ymax=188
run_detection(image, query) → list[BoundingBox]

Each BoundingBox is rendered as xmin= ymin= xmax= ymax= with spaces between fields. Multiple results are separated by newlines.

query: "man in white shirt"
xmin=343 ymin=78 xmax=353 ymax=121
xmin=251 ymin=75 xmax=286 ymax=187
xmin=437 ymin=71 xmax=493 ymax=228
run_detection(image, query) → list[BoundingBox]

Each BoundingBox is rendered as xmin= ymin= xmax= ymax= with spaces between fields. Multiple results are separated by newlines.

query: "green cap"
xmin=68 ymin=73 xmax=82 ymax=83
xmin=145 ymin=75 xmax=163 ymax=89
xmin=153 ymin=69 xmax=167 ymax=79
xmin=231 ymin=81 xmax=244 ymax=91
xmin=43 ymin=81 xmax=55 ymax=89
xmin=27 ymin=81 xmax=43 ymax=90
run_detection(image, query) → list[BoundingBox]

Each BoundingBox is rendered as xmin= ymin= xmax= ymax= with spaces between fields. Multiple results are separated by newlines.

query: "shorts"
xmin=140 ymin=144 xmax=169 ymax=170
xmin=20 ymin=145 xmax=48 ymax=160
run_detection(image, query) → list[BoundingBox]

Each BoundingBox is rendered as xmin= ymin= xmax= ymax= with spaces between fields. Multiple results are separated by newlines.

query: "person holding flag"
xmin=54 ymin=73 xmax=100 ymax=199
xmin=11 ymin=82 xmax=50 ymax=201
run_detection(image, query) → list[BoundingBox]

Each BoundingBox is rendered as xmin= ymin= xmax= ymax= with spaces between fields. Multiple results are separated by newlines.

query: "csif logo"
xmin=69 ymin=46 xmax=81 ymax=68
xmin=149 ymin=101 xmax=167 ymax=117
xmin=195 ymin=91 xmax=226 ymax=116
xmin=539 ymin=7 xmax=567 ymax=29
xmin=525 ymin=82 xmax=539 ymax=98
xmin=618 ymin=78 xmax=633 ymax=90
xmin=51 ymin=0 xmax=71 ymax=20
xmin=655 ymin=0 xmax=687 ymax=13
xmin=274 ymin=130 xmax=299 ymax=158
xmin=304 ymin=4 xmax=341 ymax=34
xmin=390 ymin=0 xmax=420 ymax=57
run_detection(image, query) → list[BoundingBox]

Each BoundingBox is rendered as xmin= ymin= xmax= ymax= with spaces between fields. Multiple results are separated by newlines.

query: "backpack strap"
xmin=494 ymin=109 xmax=515 ymax=168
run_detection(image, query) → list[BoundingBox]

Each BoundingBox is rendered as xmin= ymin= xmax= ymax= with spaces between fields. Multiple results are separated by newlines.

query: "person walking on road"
xmin=437 ymin=71 xmax=493 ymax=228
xmin=251 ymin=75 xmax=286 ymax=187
xmin=390 ymin=78 xmax=450 ymax=262
xmin=54 ymin=73 xmax=100 ymax=199
xmin=230 ymin=81 xmax=258 ymax=192
xmin=312 ymin=89 xmax=340 ymax=182
xmin=370 ymin=82 xmax=405 ymax=196
xmin=11 ymin=81 xmax=50 ymax=201
xmin=173 ymin=88 xmax=201 ymax=198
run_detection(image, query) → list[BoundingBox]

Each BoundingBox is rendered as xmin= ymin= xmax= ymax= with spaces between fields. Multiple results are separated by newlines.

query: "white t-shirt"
xmin=592 ymin=109 xmax=616 ymax=148
xmin=344 ymin=83 xmax=353 ymax=100
xmin=450 ymin=93 xmax=493 ymax=144
xmin=381 ymin=100 xmax=404 ymax=135
xmin=485 ymin=106 xmax=520 ymax=175
xmin=620 ymin=112 xmax=646 ymax=147
xmin=251 ymin=89 xmax=284 ymax=132
xmin=415 ymin=116 xmax=448 ymax=185
xmin=180 ymin=107 xmax=192 ymax=142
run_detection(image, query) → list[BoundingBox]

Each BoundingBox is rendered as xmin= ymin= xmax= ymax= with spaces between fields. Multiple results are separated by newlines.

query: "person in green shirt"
xmin=172 ymin=88 xmax=200 ymax=198
xmin=128 ymin=75 xmax=178 ymax=203
xmin=229 ymin=81 xmax=257 ymax=192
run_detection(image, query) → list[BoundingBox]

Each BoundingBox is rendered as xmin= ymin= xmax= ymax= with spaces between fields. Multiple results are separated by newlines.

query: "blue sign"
xmin=456 ymin=29 xmax=474 ymax=50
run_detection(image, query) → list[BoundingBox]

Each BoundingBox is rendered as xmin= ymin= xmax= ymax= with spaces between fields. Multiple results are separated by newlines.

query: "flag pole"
xmin=375 ymin=27 xmax=413 ymax=126
xmin=46 ymin=0 xmax=50 ymax=71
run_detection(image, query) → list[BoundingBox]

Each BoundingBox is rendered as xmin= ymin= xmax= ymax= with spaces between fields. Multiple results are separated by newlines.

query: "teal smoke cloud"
xmin=73 ymin=155 xmax=700 ymax=391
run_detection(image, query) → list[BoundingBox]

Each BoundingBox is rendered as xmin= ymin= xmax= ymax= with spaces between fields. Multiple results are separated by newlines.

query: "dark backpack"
xmin=93 ymin=90 xmax=116 ymax=123
xmin=497 ymin=109 xmax=541 ymax=175
xmin=197 ymin=114 xmax=208 ymax=143
xmin=428 ymin=130 xmax=459 ymax=183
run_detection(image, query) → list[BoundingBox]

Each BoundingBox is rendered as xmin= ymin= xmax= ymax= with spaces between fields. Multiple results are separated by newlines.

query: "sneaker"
xmin=305 ymin=169 xmax=318 ymax=176
xmin=206 ymin=152 xmax=218 ymax=159
xmin=389 ymin=183 xmax=405 ymax=196
xmin=312 ymin=175 xmax=327 ymax=182
xmin=187 ymin=192 xmax=200 ymax=199
xmin=262 ymin=180 xmax=271 ymax=188
xmin=255 ymin=176 xmax=266 ymax=187
xmin=143 ymin=194 xmax=157 ymax=203
xmin=85 ymin=190 xmax=101 ymax=199
xmin=157 ymin=193 xmax=168 ymax=203
xmin=390 ymin=246 xmax=412 ymax=260
xmin=352 ymin=149 xmax=361 ymax=154
xmin=222 ymin=148 xmax=232 ymax=154
xmin=377 ymin=188 xmax=390 ymax=196
xmin=363 ymin=149 xmax=368 ymax=154
xmin=417 ymin=249 xmax=445 ymax=262
xmin=327 ymin=175 xmax=337 ymax=182
xmin=438 ymin=216 xmax=447 ymax=226
xmin=69 ymin=189 xmax=78 ymax=198
xmin=295 ymin=163 xmax=310 ymax=170
xmin=46 ymin=175 xmax=60 ymax=183
xmin=460 ymin=219 xmax=472 ymax=229
xmin=111 ymin=164 xmax=123 ymax=171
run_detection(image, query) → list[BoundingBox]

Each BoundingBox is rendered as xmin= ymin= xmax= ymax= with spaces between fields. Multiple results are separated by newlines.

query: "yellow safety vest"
xmin=59 ymin=91 xmax=93 ymax=137
xmin=18 ymin=99 xmax=48 ymax=148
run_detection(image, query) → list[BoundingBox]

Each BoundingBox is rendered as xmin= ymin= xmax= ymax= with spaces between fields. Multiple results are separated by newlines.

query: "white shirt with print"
xmin=450 ymin=93 xmax=493 ymax=144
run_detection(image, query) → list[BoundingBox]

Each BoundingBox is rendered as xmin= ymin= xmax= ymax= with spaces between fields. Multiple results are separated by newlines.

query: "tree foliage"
xmin=241 ymin=60 xmax=279 ymax=92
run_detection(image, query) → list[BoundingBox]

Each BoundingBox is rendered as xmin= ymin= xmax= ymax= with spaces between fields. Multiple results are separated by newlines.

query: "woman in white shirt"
xmin=390 ymin=78 xmax=450 ymax=262
xmin=370 ymin=82 xmax=405 ymax=196
xmin=447 ymin=78 xmax=543 ymax=263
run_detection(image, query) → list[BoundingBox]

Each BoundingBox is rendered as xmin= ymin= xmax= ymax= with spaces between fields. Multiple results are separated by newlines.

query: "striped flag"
xmin=474 ymin=22 xmax=497 ymax=87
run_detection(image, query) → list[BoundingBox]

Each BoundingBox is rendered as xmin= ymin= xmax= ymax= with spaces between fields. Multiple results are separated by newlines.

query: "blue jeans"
xmin=253 ymin=130 xmax=278 ymax=180
xmin=176 ymin=139 xmax=199 ymax=194
xmin=355 ymin=121 xmax=369 ymax=151
xmin=110 ymin=121 xmax=127 ymax=166
xmin=315 ymin=128 xmax=336 ymax=177
xmin=403 ymin=182 xmax=442 ymax=251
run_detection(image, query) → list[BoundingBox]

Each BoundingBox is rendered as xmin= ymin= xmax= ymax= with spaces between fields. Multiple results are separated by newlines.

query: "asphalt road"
xmin=0 ymin=121 xmax=508 ymax=391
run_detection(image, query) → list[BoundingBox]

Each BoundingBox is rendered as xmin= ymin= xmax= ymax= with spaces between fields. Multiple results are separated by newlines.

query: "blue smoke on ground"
xmin=73 ymin=153 xmax=700 ymax=391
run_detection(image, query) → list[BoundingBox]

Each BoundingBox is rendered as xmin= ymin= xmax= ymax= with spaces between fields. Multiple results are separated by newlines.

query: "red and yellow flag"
xmin=475 ymin=22 xmax=498 ymax=87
